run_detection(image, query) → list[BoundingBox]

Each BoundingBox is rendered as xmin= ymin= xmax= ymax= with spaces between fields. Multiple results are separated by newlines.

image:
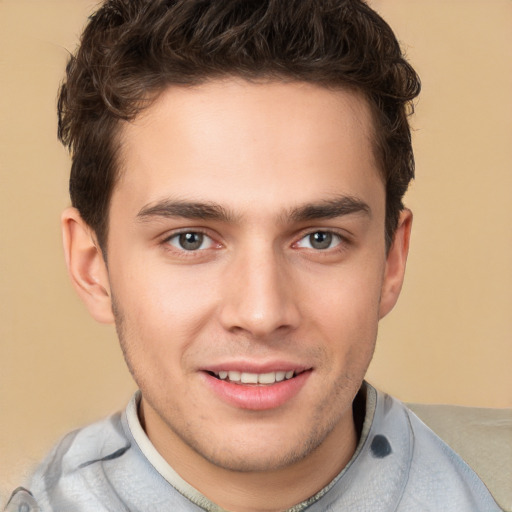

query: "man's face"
xmin=102 ymin=79 xmax=405 ymax=473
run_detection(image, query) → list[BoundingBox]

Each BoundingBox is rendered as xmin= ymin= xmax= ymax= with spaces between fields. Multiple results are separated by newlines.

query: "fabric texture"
xmin=407 ymin=402 xmax=512 ymax=512
xmin=5 ymin=383 xmax=503 ymax=512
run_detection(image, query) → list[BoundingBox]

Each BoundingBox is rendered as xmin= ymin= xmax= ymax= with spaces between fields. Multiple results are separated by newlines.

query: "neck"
xmin=140 ymin=402 xmax=358 ymax=512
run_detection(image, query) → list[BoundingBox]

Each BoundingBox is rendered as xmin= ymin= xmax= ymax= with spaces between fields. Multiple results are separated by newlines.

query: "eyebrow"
xmin=136 ymin=195 xmax=370 ymax=224
xmin=137 ymin=199 xmax=237 ymax=223
xmin=286 ymin=196 xmax=371 ymax=223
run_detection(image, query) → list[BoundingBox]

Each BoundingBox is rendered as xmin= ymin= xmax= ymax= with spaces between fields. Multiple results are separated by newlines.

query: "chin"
xmin=186 ymin=418 xmax=337 ymax=474
xmin=200 ymin=443 xmax=314 ymax=473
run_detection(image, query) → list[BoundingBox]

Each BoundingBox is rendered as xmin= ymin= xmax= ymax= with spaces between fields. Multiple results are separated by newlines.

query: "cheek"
xmin=297 ymin=260 xmax=383 ymax=357
xmin=110 ymin=259 xmax=219 ymax=359
xmin=300 ymin=260 xmax=384 ymax=321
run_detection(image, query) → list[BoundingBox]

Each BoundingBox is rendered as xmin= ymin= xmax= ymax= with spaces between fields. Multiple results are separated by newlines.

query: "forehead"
xmin=113 ymin=79 xmax=383 ymax=218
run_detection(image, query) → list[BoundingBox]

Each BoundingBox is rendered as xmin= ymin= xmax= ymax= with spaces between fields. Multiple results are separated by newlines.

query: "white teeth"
xmin=241 ymin=372 xmax=258 ymax=384
xmin=228 ymin=371 xmax=241 ymax=382
xmin=258 ymin=372 xmax=276 ymax=384
xmin=215 ymin=370 xmax=297 ymax=384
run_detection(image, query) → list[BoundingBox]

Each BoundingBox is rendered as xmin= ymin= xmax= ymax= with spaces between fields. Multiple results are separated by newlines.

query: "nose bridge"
xmin=220 ymin=240 xmax=299 ymax=337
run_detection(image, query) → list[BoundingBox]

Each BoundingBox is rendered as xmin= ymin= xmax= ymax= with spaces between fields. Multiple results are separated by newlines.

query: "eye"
xmin=295 ymin=231 xmax=342 ymax=250
xmin=167 ymin=232 xmax=215 ymax=251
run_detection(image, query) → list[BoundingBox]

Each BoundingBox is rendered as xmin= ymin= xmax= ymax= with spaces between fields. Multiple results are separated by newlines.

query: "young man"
xmin=6 ymin=1 xmax=501 ymax=511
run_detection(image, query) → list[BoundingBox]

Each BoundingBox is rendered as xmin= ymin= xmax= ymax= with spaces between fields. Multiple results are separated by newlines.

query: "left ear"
xmin=379 ymin=209 xmax=413 ymax=319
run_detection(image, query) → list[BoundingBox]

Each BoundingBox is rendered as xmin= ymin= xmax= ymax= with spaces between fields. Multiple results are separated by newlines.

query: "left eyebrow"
xmin=136 ymin=199 xmax=237 ymax=223
xmin=286 ymin=196 xmax=371 ymax=223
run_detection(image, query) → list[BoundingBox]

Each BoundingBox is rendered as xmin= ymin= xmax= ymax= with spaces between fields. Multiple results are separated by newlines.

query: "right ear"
xmin=61 ymin=207 xmax=115 ymax=324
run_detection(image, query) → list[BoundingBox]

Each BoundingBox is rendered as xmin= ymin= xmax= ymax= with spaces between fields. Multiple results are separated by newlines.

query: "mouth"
xmin=203 ymin=366 xmax=311 ymax=410
xmin=206 ymin=369 xmax=302 ymax=385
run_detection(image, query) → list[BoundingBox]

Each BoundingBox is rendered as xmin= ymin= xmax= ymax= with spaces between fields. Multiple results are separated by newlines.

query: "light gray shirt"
xmin=5 ymin=383 xmax=502 ymax=511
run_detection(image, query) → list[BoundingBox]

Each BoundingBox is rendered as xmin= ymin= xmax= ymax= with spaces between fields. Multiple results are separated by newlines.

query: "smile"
xmin=204 ymin=368 xmax=312 ymax=410
xmin=210 ymin=370 xmax=297 ymax=385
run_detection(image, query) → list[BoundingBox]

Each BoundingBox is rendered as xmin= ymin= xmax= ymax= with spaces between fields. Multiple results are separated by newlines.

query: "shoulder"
xmin=5 ymin=413 xmax=132 ymax=512
xmin=323 ymin=385 xmax=503 ymax=511
xmin=408 ymin=402 xmax=512 ymax=512
xmin=33 ymin=412 xmax=129 ymax=481
xmin=308 ymin=386 xmax=503 ymax=512
xmin=5 ymin=402 xmax=202 ymax=512
xmin=377 ymin=392 xmax=504 ymax=511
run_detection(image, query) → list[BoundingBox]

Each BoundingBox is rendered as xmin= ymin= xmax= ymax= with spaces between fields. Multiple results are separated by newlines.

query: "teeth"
xmin=215 ymin=370 xmax=296 ymax=384
xmin=228 ymin=371 xmax=241 ymax=382
xmin=258 ymin=372 xmax=276 ymax=384
xmin=241 ymin=372 xmax=258 ymax=384
xmin=275 ymin=371 xmax=286 ymax=382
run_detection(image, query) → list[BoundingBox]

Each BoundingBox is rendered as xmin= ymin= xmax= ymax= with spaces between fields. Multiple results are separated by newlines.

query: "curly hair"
xmin=58 ymin=0 xmax=420 ymax=252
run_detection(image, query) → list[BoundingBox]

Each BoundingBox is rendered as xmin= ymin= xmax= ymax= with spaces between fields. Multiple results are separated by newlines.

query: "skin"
xmin=62 ymin=79 xmax=412 ymax=512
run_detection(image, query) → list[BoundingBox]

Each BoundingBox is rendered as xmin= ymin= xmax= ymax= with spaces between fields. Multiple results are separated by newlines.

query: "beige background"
xmin=1 ymin=0 xmax=511 ymax=504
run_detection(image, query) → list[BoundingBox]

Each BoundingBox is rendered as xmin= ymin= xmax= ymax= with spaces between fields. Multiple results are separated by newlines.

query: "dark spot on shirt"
xmin=370 ymin=434 xmax=392 ymax=458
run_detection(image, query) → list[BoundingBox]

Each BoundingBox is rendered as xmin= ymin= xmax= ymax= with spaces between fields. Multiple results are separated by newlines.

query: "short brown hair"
xmin=58 ymin=0 xmax=420 ymax=252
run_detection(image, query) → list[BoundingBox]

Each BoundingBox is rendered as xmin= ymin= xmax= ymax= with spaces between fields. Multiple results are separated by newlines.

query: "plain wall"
xmin=1 ymin=0 xmax=511 ymax=503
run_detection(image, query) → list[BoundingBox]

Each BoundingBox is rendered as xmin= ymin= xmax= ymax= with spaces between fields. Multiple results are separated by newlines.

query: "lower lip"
xmin=203 ymin=371 xmax=311 ymax=411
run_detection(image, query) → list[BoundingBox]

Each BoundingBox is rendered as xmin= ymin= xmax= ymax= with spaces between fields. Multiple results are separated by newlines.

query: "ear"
xmin=61 ymin=207 xmax=115 ymax=324
xmin=379 ymin=209 xmax=413 ymax=319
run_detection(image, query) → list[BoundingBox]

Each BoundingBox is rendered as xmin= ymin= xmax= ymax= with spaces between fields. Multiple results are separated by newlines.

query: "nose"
xmin=219 ymin=246 xmax=300 ymax=338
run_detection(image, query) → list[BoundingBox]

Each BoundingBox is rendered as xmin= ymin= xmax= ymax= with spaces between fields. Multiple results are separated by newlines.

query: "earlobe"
xmin=379 ymin=209 xmax=413 ymax=319
xmin=61 ymin=207 xmax=115 ymax=324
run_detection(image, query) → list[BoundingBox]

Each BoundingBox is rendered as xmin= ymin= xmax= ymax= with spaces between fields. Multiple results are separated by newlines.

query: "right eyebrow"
xmin=136 ymin=199 xmax=238 ymax=223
